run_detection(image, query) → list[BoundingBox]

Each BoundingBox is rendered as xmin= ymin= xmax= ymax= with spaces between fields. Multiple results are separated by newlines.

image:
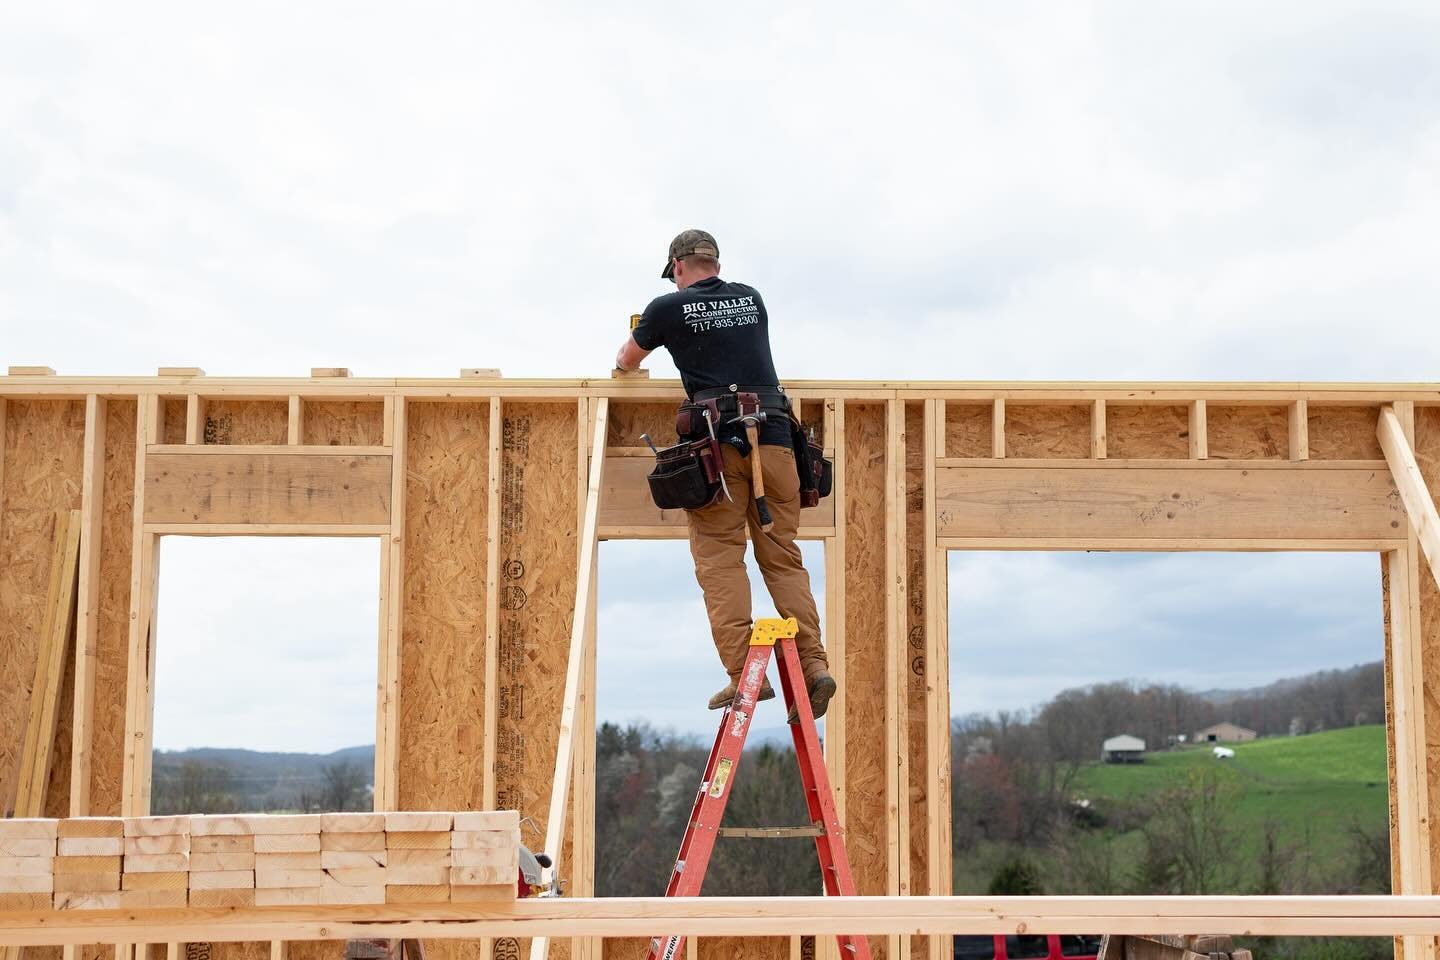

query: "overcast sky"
xmin=4 ymin=4 xmax=1435 ymax=751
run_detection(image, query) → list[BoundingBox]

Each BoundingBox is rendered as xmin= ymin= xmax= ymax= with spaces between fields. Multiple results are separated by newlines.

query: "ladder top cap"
xmin=749 ymin=617 xmax=799 ymax=646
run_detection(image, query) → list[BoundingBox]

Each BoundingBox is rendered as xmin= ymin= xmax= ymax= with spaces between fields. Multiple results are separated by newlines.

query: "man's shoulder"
xmin=643 ymin=289 xmax=690 ymax=314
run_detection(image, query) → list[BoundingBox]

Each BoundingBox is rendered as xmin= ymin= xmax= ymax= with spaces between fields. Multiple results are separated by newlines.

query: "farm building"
xmin=1195 ymin=722 xmax=1258 ymax=743
xmin=1102 ymin=735 xmax=1147 ymax=763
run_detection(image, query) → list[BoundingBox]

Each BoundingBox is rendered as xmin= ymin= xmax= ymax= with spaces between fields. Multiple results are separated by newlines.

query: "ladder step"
xmin=718 ymin=826 xmax=823 ymax=839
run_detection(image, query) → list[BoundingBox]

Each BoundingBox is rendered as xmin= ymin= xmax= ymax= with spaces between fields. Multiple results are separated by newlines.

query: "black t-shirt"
xmin=633 ymin=276 xmax=789 ymax=445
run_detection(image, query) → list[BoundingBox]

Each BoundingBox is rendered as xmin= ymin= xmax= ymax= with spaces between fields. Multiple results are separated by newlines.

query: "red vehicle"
xmin=953 ymin=934 xmax=1102 ymax=960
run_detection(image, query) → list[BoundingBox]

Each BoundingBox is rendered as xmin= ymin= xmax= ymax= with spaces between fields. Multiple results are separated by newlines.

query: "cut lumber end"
xmin=8 ymin=366 xmax=56 ymax=376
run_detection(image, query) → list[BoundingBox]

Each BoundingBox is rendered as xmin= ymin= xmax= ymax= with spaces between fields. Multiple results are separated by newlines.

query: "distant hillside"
xmin=150 ymin=745 xmax=373 ymax=814
xmin=1074 ymin=726 xmax=1388 ymax=864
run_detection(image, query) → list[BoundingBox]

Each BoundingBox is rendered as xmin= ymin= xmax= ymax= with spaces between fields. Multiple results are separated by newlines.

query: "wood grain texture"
xmin=935 ymin=465 xmax=1404 ymax=541
xmin=89 ymin=401 xmax=135 ymax=818
xmin=1004 ymin=405 xmax=1088 ymax=459
xmin=842 ymin=403 xmax=890 ymax=960
xmin=1206 ymin=406 xmax=1288 ymax=460
xmin=496 ymin=403 xmax=578 ymax=960
xmin=202 ymin=401 xmax=288 ymax=446
xmin=1415 ymin=407 xmax=1440 ymax=891
xmin=301 ymin=402 xmax=385 ymax=447
xmin=905 ymin=402 xmax=928 ymax=960
xmin=143 ymin=454 xmax=390 ymax=526
xmin=160 ymin=401 xmax=186 ymax=446
xmin=0 ymin=400 xmax=86 ymax=818
xmin=606 ymin=402 xmax=674 ymax=449
xmin=943 ymin=404 xmax=990 ymax=459
xmin=396 ymin=401 xmax=492 ymax=960
xmin=1105 ymin=405 xmax=1189 ymax=459
xmin=1310 ymin=406 xmax=1384 ymax=461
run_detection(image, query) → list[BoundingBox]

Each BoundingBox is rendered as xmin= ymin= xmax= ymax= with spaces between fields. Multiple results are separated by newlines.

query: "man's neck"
xmin=679 ymin=272 xmax=719 ymax=291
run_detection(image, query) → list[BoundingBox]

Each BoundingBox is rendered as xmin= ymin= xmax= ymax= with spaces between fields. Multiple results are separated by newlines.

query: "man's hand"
xmin=615 ymin=335 xmax=651 ymax=373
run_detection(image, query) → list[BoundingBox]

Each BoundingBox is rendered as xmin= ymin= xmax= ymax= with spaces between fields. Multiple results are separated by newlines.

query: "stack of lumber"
xmin=383 ymin=813 xmax=453 ymax=905
xmin=449 ymin=812 xmax=519 ymax=902
xmin=321 ymin=813 xmax=388 ymax=905
xmin=54 ymin=818 xmax=124 ymax=910
xmin=0 ymin=812 xmax=519 ymax=912
xmin=123 ymin=816 xmax=189 ymax=909
xmin=1099 ymin=934 xmax=1253 ymax=960
xmin=0 ymin=819 xmax=57 ymax=911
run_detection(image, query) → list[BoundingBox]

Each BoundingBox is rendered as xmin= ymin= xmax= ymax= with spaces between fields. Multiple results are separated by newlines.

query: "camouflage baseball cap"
xmin=661 ymin=229 xmax=719 ymax=279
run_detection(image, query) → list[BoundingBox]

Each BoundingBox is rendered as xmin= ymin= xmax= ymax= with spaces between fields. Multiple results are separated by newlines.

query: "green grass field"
xmin=1073 ymin=725 xmax=1389 ymax=864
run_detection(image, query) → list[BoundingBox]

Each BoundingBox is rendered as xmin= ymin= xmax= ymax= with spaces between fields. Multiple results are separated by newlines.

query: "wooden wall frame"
xmin=2 ymin=374 xmax=1439 ymax=960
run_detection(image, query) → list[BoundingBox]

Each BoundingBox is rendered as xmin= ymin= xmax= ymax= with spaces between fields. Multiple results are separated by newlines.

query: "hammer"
xmin=737 ymin=411 xmax=774 ymax=532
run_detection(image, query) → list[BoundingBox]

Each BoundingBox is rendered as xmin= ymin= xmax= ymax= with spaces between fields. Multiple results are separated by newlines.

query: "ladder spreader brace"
xmin=646 ymin=617 xmax=872 ymax=960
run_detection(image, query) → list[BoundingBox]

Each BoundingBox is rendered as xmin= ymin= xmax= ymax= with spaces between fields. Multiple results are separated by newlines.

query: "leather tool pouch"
xmin=675 ymin=403 xmax=707 ymax=438
xmin=647 ymin=438 xmax=723 ymax=511
xmin=790 ymin=417 xmax=833 ymax=509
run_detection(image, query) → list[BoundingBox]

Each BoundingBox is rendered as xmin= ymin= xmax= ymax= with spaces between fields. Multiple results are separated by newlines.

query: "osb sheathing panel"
xmin=304 ymin=400 xmax=385 ymax=446
xmin=91 ymin=400 xmax=137 ymax=816
xmin=1005 ymin=404 xmax=1088 ymax=459
xmin=1106 ymin=405 xmax=1189 ymax=459
xmin=161 ymin=397 xmax=187 ymax=444
xmin=843 ymin=403 xmax=890 ymax=960
xmin=203 ymin=399 xmax=288 ymax=445
xmin=698 ymin=940 xmax=789 ymax=960
xmin=497 ymin=402 xmax=578 ymax=960
xmin=1415 ymin=407 xmax=1440 ymax=889
xmin=0 ymin=399 xmax=85 ymax=816
xmin=905 ymin=402 xmax=930 ymax=960
xmin=1309 ymin=406 xmax=1384 ymax=460
xmin=944 ymin=403 xmax=990 ymax=458
xmin=1205 ymin=405 xmax=1287 ymax=460
xmin=607 ymin=401 xmax=675 ymax=448
xmin=396 ymin=401 xmax=491 ymax=960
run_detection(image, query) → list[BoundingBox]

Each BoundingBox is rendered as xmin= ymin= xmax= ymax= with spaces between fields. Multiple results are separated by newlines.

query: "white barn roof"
xmin=1103 ymin=735 xmax=1146 ymax=752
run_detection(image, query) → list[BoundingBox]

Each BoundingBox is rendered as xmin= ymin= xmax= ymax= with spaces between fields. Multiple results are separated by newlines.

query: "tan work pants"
xmin=686 ymin=442 xmax=828 ymax=682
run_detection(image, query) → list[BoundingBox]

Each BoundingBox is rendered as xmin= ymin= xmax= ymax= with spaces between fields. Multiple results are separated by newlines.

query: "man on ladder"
xmin=615 ymin=229 xmax=837 ymax=719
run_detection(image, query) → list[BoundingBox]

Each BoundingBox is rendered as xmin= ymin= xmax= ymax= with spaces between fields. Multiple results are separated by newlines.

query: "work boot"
xmin=788 ymin=670 xmax=838 ymax=724
xmin=708 ymin=679 xmax=776 ymax=710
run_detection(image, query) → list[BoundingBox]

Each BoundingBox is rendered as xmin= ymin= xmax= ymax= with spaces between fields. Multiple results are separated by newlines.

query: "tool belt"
xmin=646 ymin=385 xmax=834 ymax=512
xmin=646 ymin=435 xmax=725 ymax=511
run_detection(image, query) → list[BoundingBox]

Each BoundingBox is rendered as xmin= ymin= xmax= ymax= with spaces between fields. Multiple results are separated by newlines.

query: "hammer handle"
xmin=746 ymin=424 xmax=774 ymax=532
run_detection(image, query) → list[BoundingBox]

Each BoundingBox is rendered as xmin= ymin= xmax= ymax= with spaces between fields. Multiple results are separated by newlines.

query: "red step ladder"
xmin=646 ymin=617 xmax=872 ymax=960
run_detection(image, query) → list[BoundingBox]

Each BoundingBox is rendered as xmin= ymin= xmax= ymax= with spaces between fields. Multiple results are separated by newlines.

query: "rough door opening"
xmin=150 ymin=536 xmax=381 ymax=815
xmin=947 ymin=551 xmax=1390 ymax=960
xmin=593 ymin=537 xmax=828 ymax=913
